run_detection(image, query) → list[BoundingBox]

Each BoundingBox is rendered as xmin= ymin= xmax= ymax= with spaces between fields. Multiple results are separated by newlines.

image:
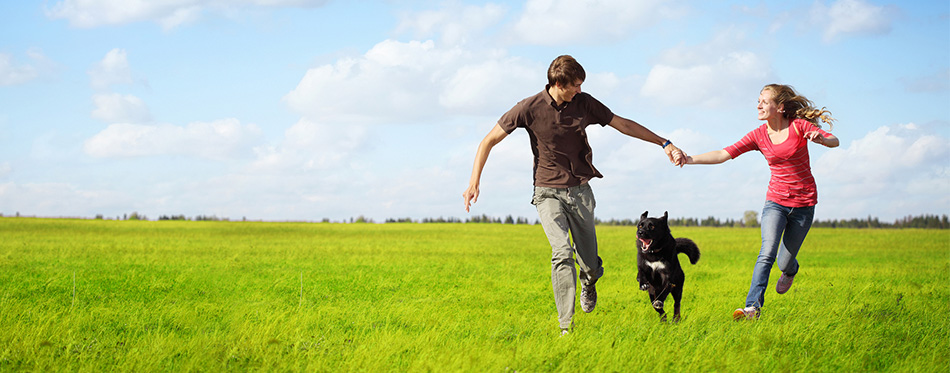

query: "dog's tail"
xmin=675 ymin=238 xmax=700 ymax=264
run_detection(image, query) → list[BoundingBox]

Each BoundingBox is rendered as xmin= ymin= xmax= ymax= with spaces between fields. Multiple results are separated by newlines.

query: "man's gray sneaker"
xmin=580 ymin=283 xmax=597 ymax=313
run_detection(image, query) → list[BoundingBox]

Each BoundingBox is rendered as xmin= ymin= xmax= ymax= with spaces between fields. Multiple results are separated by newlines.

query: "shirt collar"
xmin=544 ymin=84 xmax=570 ymax=110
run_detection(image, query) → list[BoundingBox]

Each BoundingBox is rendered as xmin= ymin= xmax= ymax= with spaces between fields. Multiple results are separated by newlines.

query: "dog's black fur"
xmin=636 ymin=211 xmax=701 ymax=322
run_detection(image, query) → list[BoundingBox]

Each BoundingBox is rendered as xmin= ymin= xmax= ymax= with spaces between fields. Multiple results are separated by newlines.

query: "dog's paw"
xmin=652 ymin=300 xmax=664 ymax=309
xmin=639 ymin=283 xmax=650 ymax=291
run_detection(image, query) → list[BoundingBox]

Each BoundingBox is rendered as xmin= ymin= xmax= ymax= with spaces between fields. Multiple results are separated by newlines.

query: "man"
xmin=462 ymin=55 xmax=685 ymax=334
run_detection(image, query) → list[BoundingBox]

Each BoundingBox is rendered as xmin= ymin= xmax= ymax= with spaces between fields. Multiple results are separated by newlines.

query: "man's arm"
xmin=463 ymin=123 xmax=509 ymax=212
xmin=608 ymin=115 xmax=685 ymax=166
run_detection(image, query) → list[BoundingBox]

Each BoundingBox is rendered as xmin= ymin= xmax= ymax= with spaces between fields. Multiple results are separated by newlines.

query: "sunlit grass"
xmin=0 ymin=218 xmax=947 ymax=371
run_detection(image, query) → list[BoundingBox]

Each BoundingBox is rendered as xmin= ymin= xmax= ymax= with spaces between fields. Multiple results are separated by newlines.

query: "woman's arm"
xmin=686 ymin=149 xmax=732 ymax=165
xmin=805 ymin=131 xmax=839 ymax=148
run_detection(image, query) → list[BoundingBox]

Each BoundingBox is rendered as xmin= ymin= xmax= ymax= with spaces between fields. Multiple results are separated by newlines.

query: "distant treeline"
xmin=601 ymin=214 xmax=950 ymax=229
xmin=389 ymin=213 xmax=950 ymax=229
xmin=157 ymin=214 xmax=232 ymax=222
xmin=6 ymin=211 xmax=946 ymax=229
xmin=812 ymin=214 xmax=950 ymax=229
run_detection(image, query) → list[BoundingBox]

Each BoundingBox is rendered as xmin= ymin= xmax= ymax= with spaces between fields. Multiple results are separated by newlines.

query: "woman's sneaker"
xmin=732 ymin=306 xmax=760 ymax=321
xmin=776 ymin=274 xmax=795 ymax=294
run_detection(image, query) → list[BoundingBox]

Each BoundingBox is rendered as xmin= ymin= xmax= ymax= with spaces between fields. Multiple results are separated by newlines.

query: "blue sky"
xmin=1 ymin=0 xmax=948 ymax=223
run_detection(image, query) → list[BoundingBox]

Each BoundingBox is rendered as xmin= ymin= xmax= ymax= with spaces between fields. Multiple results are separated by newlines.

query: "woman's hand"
xmin=665 ymin=144 xmax=687 ymax=167
xmin=804 ymin=131 xmax=824 ymax=144
xmin=805 ymin=131 xmax=839 ymax=148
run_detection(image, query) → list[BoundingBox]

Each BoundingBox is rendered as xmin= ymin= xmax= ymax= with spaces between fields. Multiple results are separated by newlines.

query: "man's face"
xmin=554 ymin=79 xmax=583 ymax=103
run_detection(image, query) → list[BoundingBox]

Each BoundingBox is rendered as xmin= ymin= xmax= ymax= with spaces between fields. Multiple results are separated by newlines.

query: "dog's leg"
xmin=649 ymin=285 xmax=667 ymax=321
xmin=671 ymin=284 xmax=683 ymax=323
xmin=648 ymin=286 xmax=666 ymax=320
xmin=654 ymin=302 xmax=666 ymax=322
xmin=637 ymin=269 xmax=651 ymax=291
xmin=656 ymin=271 xmax=671 ymax=308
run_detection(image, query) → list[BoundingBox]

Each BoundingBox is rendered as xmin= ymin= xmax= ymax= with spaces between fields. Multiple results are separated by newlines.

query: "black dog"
xmin=636 ymin=211 xmax=700 ymax=322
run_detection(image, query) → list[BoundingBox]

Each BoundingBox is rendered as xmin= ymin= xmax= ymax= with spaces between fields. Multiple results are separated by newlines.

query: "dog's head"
xmin=637 ymin=211 xmax=670 ymax=253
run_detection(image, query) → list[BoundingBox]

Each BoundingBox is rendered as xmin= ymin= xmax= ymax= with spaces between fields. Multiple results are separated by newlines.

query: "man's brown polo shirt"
xmin=498 ymin=86 xmax=615 ymax=188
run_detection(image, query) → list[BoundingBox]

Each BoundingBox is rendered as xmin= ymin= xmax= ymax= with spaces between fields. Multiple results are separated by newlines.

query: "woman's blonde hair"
xmin=762 ymin=84 xmax=836 ymax=130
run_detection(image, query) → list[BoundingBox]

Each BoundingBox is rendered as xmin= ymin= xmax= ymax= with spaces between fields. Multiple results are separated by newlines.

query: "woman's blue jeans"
xmin=745 ymin=201 xmax=814 ymax=309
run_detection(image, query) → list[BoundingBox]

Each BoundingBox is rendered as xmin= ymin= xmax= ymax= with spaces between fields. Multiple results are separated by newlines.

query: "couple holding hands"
xmin=462 ymin=55 xmax=839 ymax=332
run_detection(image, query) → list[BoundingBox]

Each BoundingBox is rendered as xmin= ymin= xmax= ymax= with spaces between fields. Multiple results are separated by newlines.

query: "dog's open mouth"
xmin=639 ymin=238 xmax=653 ymax=252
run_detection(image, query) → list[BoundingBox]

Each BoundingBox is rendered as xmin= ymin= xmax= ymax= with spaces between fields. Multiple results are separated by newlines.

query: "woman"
xmin=686 ymin=84 xmax=839 ymax=320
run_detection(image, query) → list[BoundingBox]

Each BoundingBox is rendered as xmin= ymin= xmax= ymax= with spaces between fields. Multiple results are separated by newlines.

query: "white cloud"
xmin=0 ymin=49 xmax=53 ymax=86
xmin=284 ymin=40 xmax=448 ymax=123
xmin=510 ymin=0 xmax=683 ymax=45
xmin=250 ymin=118 xmax=367 ymax=171
xmin=0 ymin=53 xmax=38 ymax=86
xmin=814 ymin=123 xmax=950 ymax=218
xmin=817 ymin=124 xmax=948 ymax=188
xmin=0 ymin=162 xmax=11 ymax=178
xmin=84 ymin=119 xmax=262 ymax=159
xmin=0 ymin=181 xmax=133 ymax=218
xmin=439 ymin=57 xmax=540 ymax=114
xmin=175 ymin=117 xmax=378 ymax=221
xmin=396 ymin=2 xmax=507 ymax=47
xmin=284 ymin=39 xmax=539 ymax=124
xmin=47 ymin=0 xmax=194 ymax=29
xmin=88 ymin=48 xmax=132 ymax=89
xmin=91 ymin=93 xmax=152 ymax=123
xmin=812 ymin=0 xmax=893 ymax=42
xmin=46 ymin=0 xmax=330 ymax=29
xmin=641 ymin=30 xmax=774 ymax=108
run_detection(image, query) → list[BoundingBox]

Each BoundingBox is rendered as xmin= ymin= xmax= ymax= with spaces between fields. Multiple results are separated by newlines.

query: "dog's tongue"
xmin=639 ymin=238 xmax=653 ymax=251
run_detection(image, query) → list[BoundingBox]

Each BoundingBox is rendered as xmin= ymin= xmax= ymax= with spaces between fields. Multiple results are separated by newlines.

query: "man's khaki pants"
xmin=532 ymin=183 xmax=604 ymax=330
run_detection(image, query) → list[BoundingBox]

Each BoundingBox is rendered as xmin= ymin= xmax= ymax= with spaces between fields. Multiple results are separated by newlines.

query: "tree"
xmin=701 ymin=216 xmax=720 ymax=227
xmin=743 ymin=210 xmax=759 ymax=227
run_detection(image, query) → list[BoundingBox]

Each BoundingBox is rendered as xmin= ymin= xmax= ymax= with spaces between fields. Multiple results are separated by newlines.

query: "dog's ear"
xmin=662 ymin=211 xmax=668 ymax=222
xmin=641 ymin=211 xmax=648 ymax=221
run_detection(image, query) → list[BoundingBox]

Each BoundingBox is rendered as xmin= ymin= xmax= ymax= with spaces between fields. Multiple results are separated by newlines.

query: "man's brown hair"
xmin=547 ymin=55 xmax=586 ymax=87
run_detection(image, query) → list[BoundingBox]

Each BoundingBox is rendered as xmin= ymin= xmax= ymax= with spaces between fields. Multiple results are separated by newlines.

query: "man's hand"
xmin=665 ymin=143 xmax=687 ymax=167
xmin=463 ymin=183 xmax=479 ymax=212
xmin=463 ymin=123 xmax=508 ymax=212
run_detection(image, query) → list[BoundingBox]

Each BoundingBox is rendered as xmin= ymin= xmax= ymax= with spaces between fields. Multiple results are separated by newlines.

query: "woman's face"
xmin=757 ymin=89 xmax=783 ymax=122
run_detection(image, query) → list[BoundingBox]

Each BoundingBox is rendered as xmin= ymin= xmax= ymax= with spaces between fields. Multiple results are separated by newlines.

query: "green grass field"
xmin=1 ymin=218 xmax=947 ymax=371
